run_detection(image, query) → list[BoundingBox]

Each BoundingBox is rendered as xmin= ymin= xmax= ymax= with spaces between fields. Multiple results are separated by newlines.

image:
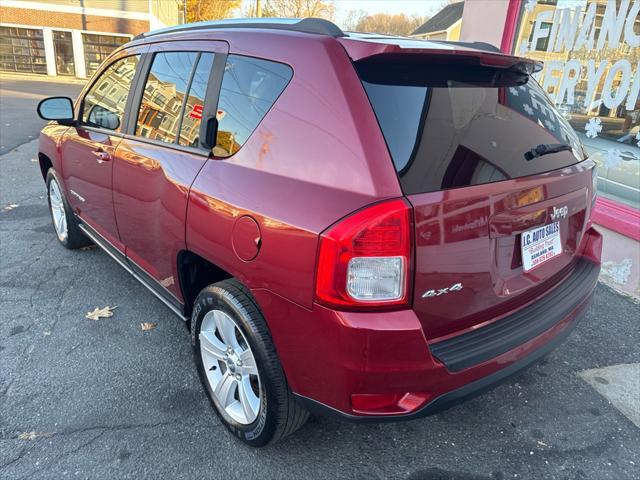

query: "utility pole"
xmin=256 ymin=0 xmax=262 ymax=18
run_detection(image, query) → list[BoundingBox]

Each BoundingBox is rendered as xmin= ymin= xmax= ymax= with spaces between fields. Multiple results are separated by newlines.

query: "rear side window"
xmin=136 ymin=51 xmax=198 ymax=144
xmin=214 ymin=55 xmax=292 ymax=157
xmin=358 ymin=60 xmax=585 ymax=195
xmin=82 ymin=55 xmax=139 ymax=132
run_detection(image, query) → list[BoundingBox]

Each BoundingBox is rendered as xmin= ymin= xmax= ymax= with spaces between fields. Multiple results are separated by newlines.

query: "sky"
xmin=333 ymin=0 xmax=447 ymax=16
xmin=239 ymin=1 xmax=450 ymax=29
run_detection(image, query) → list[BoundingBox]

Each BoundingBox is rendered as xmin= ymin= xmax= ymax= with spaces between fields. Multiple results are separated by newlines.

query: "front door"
xmin=112 ymin=41 xmax=228 ymax=300
xmin=61 ymin=53 xmax=142 ymax=249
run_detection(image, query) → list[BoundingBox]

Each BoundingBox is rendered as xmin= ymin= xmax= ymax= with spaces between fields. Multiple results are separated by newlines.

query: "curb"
xmin=0 ymin=72 xmax=86 ymax=85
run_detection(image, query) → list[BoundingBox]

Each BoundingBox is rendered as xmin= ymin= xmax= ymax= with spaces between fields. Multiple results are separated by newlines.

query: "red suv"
xmin=37 ymin=19 xmax=602 ymax=446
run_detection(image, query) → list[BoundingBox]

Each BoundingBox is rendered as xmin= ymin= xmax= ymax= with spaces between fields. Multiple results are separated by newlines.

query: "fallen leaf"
xmin=140 ymin=322 xmax=157 ymax=332
xmin=80 ymin=245 xmax=96 ymax=251
xmin=537 ymin=440 xmax=549 ymax=448
xmin=43 ymin=331 xmax=51 ymax=336
xmin=86 ymin=306 xmax=117 ymax=321
xmin=18 ymin=431 xmax=55 ymax=441
xmin=3 ymin=203 xmax=19 ymax=211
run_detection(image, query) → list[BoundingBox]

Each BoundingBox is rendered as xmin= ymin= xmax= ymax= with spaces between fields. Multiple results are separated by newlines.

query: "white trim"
xmin=71 ymin=30 xmax=85 ymax=78
xmin=0 ymin=22 xmax=43 ymax=30
xmin=79 ymin=30 xmax=133 ymax=39
xmin=1 ymin=0 xmax=150 ymax=21
xmin=411 ymin=18 xmax=462 ymax=40
xmin=413 ymin=29 xmax=447 ymax=38
xmin=0 ymin=23 xmax=133 ymax=39
xmin=42 ymin=27 xmax=56 ymax=76
xmin=148 ymin=0 xmax=163 ymax=30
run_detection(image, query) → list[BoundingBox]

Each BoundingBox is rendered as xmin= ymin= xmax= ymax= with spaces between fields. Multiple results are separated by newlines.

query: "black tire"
xmin=46 ymin=169 xmax=92 ymax=250
xmin=191 ymin=278 xmax=308 ymax=447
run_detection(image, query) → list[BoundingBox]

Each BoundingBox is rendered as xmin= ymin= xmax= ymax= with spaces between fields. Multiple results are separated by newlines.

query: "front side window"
xmin=214 ymin=55 xmax=292 ymax=157
xmin=82 ymin=55 xmax=139 ymax=132
xmin=136 ymin=51 xmax=198 ymax=144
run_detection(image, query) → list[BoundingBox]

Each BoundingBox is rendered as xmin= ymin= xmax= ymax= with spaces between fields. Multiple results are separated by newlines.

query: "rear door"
xmin=112 ymin=40 xmax=228 ymax=302
xmin=61 ymin=49 xmax=144 ymax=249
xmin=357 ymin=56 xmax=596 ymax=340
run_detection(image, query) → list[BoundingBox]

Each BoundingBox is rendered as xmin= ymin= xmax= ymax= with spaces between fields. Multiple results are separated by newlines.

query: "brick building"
xmin=0 ymin=0 xmax=185 ymax=78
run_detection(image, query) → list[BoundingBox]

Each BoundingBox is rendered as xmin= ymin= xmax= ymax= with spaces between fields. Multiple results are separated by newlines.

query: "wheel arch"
xmin=177 ymin=250 xmax=233 ymax=317
xmin=38 ymin=152 xmax=53 ymax=182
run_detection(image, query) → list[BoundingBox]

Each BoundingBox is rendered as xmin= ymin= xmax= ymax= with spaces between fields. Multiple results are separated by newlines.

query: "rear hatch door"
xmin=355 ymin=49 xmax=595 ymax=340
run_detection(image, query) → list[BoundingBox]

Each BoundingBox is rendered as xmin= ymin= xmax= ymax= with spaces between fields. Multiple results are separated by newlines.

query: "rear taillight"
xmin=315 ymin=198 xmax=412 ymax=309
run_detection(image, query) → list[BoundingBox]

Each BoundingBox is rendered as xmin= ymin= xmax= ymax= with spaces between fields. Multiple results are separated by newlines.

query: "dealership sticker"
xmin=521 ymin=222 xmax=562 ymax=272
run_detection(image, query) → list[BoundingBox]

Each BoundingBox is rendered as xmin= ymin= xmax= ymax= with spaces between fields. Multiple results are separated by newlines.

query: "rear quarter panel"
xmin=186 ymin=31 xmax=402 ymax=308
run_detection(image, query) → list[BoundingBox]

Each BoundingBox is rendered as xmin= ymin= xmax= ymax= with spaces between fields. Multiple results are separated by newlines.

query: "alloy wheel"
xmin=48 ymin=179 xmax=68 ymax=242
xmin=199 ymin=309 xmax=261 ymax=425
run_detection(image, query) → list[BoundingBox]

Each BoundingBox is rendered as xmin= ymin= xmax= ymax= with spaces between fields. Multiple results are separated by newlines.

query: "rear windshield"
xmin=357 ymin=59 xmax=585 ymax=195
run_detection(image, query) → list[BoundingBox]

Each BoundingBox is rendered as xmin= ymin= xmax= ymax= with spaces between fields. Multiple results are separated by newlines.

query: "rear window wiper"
xmin=524 ymin=143 xmax=572 ymax=161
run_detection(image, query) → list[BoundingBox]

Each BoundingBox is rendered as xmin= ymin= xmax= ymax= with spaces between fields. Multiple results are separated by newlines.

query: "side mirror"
xmin=37 ymin=97 xmax=75 ymax=125
xmin=87 ymin=104 xmax=120 ymax=131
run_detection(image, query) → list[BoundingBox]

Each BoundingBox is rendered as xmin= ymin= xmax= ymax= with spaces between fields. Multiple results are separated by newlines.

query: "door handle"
xmin=92 ymin=149 xmax=111 ymax=164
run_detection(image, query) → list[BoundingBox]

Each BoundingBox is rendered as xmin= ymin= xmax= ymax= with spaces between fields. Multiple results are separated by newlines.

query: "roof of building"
xmin=411 ymin=2 xmax=464 ymax=36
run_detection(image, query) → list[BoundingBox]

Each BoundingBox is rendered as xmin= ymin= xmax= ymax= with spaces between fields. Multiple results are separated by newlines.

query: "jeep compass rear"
xmin=36 ymin=19 xmax=601 ymax=447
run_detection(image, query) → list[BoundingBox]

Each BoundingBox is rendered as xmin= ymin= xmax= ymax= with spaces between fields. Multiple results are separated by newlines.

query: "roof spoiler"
xmin=339 ymin=37 xmax=543 ymax=75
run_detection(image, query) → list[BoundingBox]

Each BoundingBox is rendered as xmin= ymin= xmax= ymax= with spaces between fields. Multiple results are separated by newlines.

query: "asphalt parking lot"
xmin=0 ymin=77 xmax=83 ymax=155
xmin=1 ymin=81 xmax=639 ymax=480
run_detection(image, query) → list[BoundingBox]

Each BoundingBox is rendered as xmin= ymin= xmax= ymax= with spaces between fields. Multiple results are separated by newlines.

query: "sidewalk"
xmin=0 ymin=71 xmax=86 ymax=85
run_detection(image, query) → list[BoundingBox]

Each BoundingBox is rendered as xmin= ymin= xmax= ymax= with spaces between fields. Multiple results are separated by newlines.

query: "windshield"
xmin=358 ymin=60 xmax=585 ymax=195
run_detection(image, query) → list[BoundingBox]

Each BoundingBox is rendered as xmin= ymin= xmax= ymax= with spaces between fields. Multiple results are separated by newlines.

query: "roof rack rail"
xmin=134 ymin=17 xmax=345 ymax=40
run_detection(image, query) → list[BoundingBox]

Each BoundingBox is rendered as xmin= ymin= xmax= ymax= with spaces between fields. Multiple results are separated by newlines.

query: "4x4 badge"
xmin=422 ymin=283 xmax=463 ymax=298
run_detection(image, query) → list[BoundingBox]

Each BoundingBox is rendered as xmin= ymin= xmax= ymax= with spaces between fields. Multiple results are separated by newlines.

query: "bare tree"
xmin=354 ymin=13 xmax=429 ymax=36
xmin=342 ymin=9 xmax=367 ymax=32
xmin=187 ymin=0 xmax=242 ymax=22
xmin=263 ymin=0 xmax=336 ymax=20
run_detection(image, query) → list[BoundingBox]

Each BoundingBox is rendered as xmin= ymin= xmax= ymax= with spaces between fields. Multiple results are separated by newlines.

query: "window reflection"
xmin=361 ymin=82 xmax=427 ymax=173
xmin=136 ymin=51 xmax=198 ymax=144
xmin=178 ymin=53 xmax=214 ymax=148
xmin=82 ymin=55 xmax=139 ymax=132
xmin=360 ymin=65 xmax=584 ymax=195
xmin=214 ymin=55 xmax=292 ymax=157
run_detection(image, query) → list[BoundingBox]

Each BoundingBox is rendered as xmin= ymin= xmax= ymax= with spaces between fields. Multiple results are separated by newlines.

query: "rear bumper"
xmin=254 ymin=228 xmax=602 ymax=421
xmin=294 ymin=287 xmax=592 ymax=422
xmin=429 ymin=257 xmax=599 ymax=373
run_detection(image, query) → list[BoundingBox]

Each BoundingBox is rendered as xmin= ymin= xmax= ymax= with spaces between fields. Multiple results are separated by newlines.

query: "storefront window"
xmin=514 ymin=0 xmax=640 ymax=209
xmin=82 ymin=33 xmax=130 ymax=77
xmin=0 ymin=26 xmax=47 ymax=75
xmin=53 ymin=31 xmax=75 ymax=76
